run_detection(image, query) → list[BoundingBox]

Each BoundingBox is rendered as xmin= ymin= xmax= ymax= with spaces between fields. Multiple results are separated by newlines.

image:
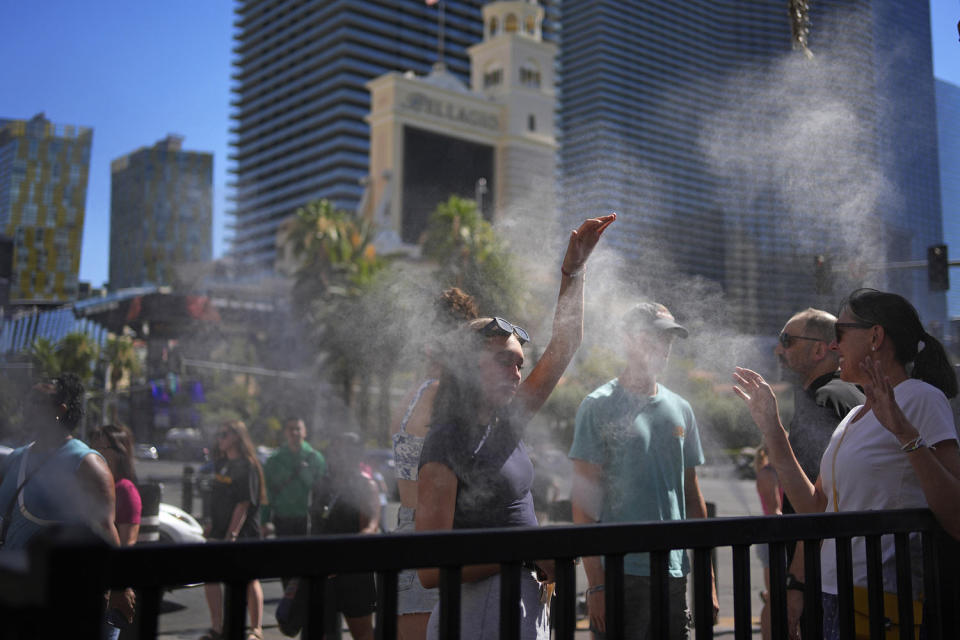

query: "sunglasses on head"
xmin=480 ymin=317 xmax=530 ymax=345
xmin=834 ymin=321 xmax=874 ymax=342
xmin=778 ymin=332 xmax=823 ymax=349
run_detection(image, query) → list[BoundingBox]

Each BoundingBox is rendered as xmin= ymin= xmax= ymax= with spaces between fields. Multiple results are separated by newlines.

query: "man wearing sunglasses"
xmin=775 ymin=308 xmax=864 ymax=490
xmin=569 ymin=302 xmax=717 ymax=639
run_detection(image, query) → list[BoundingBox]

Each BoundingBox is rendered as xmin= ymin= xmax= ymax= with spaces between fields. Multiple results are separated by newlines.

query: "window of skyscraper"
xmin=489 ymin=16 xmax=498 ymax=37
xmin=505 ymin=14 xmax=518 ymax=33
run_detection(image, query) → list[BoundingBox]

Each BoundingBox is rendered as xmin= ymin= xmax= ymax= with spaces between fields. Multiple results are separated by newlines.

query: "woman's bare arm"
xmin=416 ymin=462 xmax=499 ymax=588
xmin=513 ymin=214 xmax=615 ymax=425
xmin=732 ymin=367 xmax=827 ymax=513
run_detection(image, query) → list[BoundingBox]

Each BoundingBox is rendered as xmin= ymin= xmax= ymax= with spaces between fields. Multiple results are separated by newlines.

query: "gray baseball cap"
xmin=622 ymin=302 xmax=689 ymax=338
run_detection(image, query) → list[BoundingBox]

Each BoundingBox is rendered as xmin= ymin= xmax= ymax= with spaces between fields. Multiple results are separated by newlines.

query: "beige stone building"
xmin=362 ymin=0 xmax=557 ymax=254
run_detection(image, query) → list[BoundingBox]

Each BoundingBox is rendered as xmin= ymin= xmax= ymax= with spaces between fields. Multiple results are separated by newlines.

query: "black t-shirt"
xmin=419 ymin=419 xmax=538 ymax=529
xmin=209 ymin=457 xmax=261 ymax=540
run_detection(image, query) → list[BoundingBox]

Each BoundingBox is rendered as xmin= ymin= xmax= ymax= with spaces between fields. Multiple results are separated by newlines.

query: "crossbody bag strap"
xmin=0 ymin=445 xmax=52 ymax=545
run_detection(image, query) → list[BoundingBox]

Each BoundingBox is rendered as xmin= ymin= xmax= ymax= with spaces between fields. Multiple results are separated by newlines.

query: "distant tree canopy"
xmin=28 ymin=332 xmax=100 ymax=387
xmin=421 ymin=195 xmax=522 ymax=316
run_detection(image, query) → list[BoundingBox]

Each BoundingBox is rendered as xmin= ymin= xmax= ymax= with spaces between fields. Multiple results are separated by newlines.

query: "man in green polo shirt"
xmin=263 ymin=418 xmax=326 ymax=537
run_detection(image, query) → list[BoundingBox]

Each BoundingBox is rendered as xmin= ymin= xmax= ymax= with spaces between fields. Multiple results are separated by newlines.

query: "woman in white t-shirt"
xmin=733 ymin=288 xmax=960 ymax=640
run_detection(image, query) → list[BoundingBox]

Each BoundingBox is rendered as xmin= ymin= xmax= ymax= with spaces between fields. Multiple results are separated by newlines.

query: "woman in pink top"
xmin=89 ymin=424 xmax=142 ymax=545
xmin=89 ymin=424 xmax=142 ymax=639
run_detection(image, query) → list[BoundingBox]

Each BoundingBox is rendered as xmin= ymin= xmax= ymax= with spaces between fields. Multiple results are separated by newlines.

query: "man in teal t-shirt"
xmin=263 ymin=418 xmax=326 ymax=537
xmin=569 ymin=302 xmax=717 ymax=640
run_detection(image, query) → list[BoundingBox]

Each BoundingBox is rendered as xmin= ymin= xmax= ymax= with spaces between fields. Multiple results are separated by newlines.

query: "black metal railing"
xmin=0 ymin=509 xmax=958 ymax=639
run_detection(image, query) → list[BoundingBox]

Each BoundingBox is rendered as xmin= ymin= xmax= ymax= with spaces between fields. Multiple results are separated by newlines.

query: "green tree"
xmin=55 ymin=332 xmax=99 ymax=387
xmin=104 ymin=335 xmax=141 ymax=392
xmin=421 ymin=195 xmax=522 ymax=315
xmin=27 ymin=333 xmax=100 ymax=386
xmin=281 ymin=200 xmax=392 ymax=437
xmin=27 ymin=337 xmax=61 ymax=380
xmin=102 ymin=334 xmax=142 ymax=425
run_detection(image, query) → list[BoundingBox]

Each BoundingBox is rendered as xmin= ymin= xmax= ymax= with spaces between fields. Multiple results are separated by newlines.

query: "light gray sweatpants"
xmin=425 ymin=571 xmax=549 ymax=640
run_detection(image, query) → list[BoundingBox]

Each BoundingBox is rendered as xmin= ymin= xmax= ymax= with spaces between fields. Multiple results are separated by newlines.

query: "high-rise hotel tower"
xmin=558 ymin=1 xmax=944 ymax=333
xmin=109 ymin=135 xmax=213 ymax=289
xmin=0 ymin=113 xmax=91 ymax=303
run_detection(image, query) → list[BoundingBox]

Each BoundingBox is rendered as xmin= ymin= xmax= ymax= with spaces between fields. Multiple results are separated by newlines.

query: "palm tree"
xmin=104 ymin=335 xmax=141 ymax=392
xmin=421 ymin=195 xmax=522 ymax=316
xmin=281 ymin=200 xmax=391 ymax=432
xmin=28 ymin=337 xmax=61 ymax=380
xmin=55 ymin=332 xmax=99 ymax=387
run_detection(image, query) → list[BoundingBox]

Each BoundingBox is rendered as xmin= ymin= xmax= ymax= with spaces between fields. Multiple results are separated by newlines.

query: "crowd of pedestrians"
xmin=3 ymin=212 xmax=960 ymax=640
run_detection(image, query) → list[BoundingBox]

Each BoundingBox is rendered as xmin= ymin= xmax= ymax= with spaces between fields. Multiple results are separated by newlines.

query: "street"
xmin=135 ymin=459 xmax=765 ymax=639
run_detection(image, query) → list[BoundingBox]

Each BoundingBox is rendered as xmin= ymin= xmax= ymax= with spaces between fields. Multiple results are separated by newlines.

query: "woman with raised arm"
xmin=733 ymin=288 xmax=960 ymax=640
xmin=392 ymin=287 xmax=479 ymax=640
xmin=415 ymin=213 xmax=615 ymax=640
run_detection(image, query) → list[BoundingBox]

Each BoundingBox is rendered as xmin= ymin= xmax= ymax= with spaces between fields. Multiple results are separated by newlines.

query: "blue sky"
xmin=0 ymin=1 xmax=957 ymax=288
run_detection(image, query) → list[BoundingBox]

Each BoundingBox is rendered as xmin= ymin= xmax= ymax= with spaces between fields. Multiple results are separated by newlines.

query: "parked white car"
xmin=143 ymin=502 xmax=205 ymax=544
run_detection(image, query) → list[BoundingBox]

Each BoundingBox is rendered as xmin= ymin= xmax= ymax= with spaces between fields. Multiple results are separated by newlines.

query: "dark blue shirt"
xmin=420 ymin=419 xmax=538 ymax=529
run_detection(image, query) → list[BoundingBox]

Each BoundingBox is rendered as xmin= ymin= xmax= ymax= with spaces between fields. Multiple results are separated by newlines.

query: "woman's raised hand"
xmin=860 ymin=356 xmax=913 ymax=441
xmin=732 ymin=367 xmax=781 ymax=435
xmin=561 ymin=213 xmax=616 ymax=275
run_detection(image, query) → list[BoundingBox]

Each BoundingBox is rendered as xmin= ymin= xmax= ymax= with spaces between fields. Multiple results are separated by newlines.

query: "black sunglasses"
xmin=480 ymin=317 xmax=530 ymax=345
xmin=834 ymin=321 xmax=874 ymax=342
xmin=778 ymin=332 xmax=824 ymax=349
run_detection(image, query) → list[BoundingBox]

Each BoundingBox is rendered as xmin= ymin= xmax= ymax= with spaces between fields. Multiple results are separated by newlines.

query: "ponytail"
xmin=913 ymin=332 xmax=958 ymax=399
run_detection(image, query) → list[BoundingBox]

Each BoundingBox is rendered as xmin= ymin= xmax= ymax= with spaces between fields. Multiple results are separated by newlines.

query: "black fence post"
xmin=499 ymin=561 xmax=521 ymax=639
xmin=439 ymin=566 xmax=462 ymax=640
xmin=553 ymin=557 xmax=577 ymax=640
xmin=731 ymin=544 xmax=752 ymax=640
xmin=182 ymin=465 xmax=195 ymax=516
xmin=604 ymin=553 xmax=625 ymax=639
xmin=137 ymin=482 xmax=162 ymax=543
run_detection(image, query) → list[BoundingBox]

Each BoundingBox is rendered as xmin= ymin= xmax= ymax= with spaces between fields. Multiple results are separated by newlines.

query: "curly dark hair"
xmin=434 ymin=287 xmax=479 ymax=332
xmin=51 ymin=373 xmax=85 ymax=430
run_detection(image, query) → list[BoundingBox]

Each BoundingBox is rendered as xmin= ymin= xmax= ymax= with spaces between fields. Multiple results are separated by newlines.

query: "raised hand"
xmin=561 ymin=213 xmax=616 ymax=275
xmin=860 ymin=356 xmax=912 ymax=440
xmin=731 ymin=367 xmax=782 ymax=434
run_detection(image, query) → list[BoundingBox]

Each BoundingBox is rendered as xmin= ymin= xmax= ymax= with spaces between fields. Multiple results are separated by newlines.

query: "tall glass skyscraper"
xmin=558 ymin=0 xmax=945 ymax=333
xmin=936 ymin=79 xmax=960 ymax=321
xmin=109 ymin=135 xmax=213 ymax=290
xmin=0 ymin=113 xmax=91 ymax=303
xmin=230 ymin=0 xmax=515 ymax=273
